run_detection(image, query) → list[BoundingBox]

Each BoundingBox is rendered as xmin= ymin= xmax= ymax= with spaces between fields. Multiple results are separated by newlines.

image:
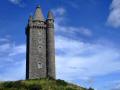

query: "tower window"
xmin=38 ymin=62 xmax=43 ymax=69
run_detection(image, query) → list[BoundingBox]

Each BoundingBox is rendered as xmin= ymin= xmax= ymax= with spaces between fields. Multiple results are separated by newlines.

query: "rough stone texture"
xmin=29 ymin=26 xmax=47 ymax=79
xmin=26 ymin=21 xmax=47 ymax=79
xmin=26 ymin=6 xmax=55 ymax=79
xmin=46 ymin=18 xmax=55 ymax=78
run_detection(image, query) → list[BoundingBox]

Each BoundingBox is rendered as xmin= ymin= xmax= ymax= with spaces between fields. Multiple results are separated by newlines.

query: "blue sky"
xmin=0 ymin=0 xmax=120 ymax=90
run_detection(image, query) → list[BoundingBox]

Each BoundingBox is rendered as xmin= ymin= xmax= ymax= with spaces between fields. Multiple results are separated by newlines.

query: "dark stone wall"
xmin=26 ymin=21 xmax=47 ymax=79
xmin=26 ymin=18 xmax=55 ymax=79
xmin=29 ymin=26 xmax=47 ymax=79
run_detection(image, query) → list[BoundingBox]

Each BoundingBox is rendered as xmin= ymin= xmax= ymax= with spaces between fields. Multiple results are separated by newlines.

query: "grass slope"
xmin=0 ymin=78 xmax=94 ymax=90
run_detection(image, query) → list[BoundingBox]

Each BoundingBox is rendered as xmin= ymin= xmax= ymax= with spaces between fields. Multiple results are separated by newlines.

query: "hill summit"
xmin=0 ymin=78 xmax=94 ymax=90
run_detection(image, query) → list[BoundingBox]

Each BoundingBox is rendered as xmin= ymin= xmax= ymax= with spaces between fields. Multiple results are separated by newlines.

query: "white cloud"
xmin=53 ymin=7 xmax=120 ymax=83
xmin=0 ymin=38 xmax=25 ymax=56
xmin=55 ymin=36 xmax=96 ymax=56
xmin=79 ymin=27 xmax=92 ymax=36
xmin=0 ymin=59 xmax=25 ymax=81
xmin=0 ymin=37 xmax=26 ymax=81
xmin=0 ymin=38 xmax=9 ymax=42
xmin=0 ymin=43 xmax=11 ymax=52
xmin=107 ymin=0 xmax=120 ymax=28
xmin=53 ymin=7 xmax=92 ymax=37
xmin=55 ymin=24 xmax=92 ymax=37
xmin=9 ymin=0 xmax=21 ymax=4
xmin=52 ymin=7 xmax=66 ymax=24
xmin=8 ymin=0 xmax=25 ymax=7
xmin=9 ymin=44 xmax=26 ymax=56
xmin=55 ymin=36 xmax=120 ymax=82
xmin=104 ymin=80 xmax=120 ymax=90
xmin=52 ymin=7 xmax=66 ymax=16
xmin=111 ymin=84 xmax=120 ymax=90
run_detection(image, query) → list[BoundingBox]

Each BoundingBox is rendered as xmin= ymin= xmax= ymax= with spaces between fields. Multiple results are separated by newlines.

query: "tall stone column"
xmin=46 ymin=11 xmax=56 ymax=79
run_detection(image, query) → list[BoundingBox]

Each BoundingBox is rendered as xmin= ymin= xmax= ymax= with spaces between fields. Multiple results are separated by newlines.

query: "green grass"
xmin=0 ymin=78 xmax=93 ymax=90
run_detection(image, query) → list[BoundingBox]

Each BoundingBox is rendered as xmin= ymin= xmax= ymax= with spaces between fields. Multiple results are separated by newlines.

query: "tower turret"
xmin=33 ymin=5 xmax=44 ymax=21
xmin=47 ymin=10 xmax=54 ymax=20
xmin=46 ymin=10 xmax=55 ymax=78
xmin=28 ymin=15 xmax=33 ymax=26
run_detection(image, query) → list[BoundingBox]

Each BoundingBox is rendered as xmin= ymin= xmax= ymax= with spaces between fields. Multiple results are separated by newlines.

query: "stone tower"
xmin=26 ymin=5 xmax=55 ymax=79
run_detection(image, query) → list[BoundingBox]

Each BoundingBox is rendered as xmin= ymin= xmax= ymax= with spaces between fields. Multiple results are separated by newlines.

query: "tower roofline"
xmin=33 ymin=5 xmax=45 ymax=21
xmin=47 ymin=10 xmax=54 ymax=20
xmin=37 ymin=5 xmax=40 ymax=8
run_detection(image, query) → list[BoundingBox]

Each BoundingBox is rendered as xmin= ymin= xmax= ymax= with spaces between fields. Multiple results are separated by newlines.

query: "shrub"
xmin=56 ymin=79 xmax=67 ymax=86
xmin=88 ymin=87 xmax=94 ymax=90
xmin=28 ymin=84 xmax=42 ymax=90
xmin=66 ymin=87 xmax=76 ymax=90
xmin=2 ymin=82 xmax=14 ymax=88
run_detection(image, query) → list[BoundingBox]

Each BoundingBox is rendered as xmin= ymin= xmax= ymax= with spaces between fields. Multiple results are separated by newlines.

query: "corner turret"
xmin=46 ymin=10 xmax=55 ymax=78
xmin=47 ymin=11 xmax=54 ymax=28
xmin=28 ymin=15 xmax=33 ymax=26
xmin=47 ymin=10 xmax=54 ymax=20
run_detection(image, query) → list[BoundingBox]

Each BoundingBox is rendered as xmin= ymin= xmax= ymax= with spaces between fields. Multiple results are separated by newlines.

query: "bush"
xmin=56 ymin=79 xmax=67 ymax=86
xmin=28 ymin=84 xmax=42 ymax=90
xmin=12 ymin=81 xmax=23 ymax=88
xmin=88 ymin=87 xmax=94 ymax=90
xmin=66 ymin=87 xmax=76 ymax=90
xmin=0 ymin=79 xmax=89 ymax=90
xmin=2 ymin=82 xmax=14 ymax=88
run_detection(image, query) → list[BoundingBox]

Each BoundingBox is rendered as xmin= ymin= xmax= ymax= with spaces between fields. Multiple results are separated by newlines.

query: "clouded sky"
xmin=0 ymin=0 xmax=120 ymax=90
